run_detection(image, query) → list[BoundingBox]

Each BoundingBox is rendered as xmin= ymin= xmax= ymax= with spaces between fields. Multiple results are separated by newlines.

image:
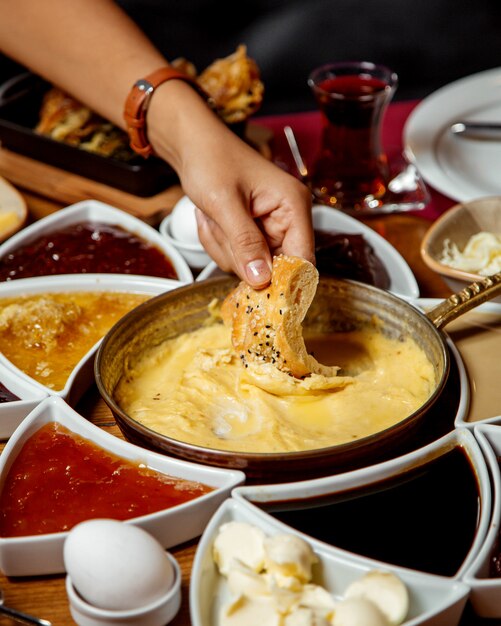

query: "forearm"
xmin=0 ymin=0 xmax=167 ymax=127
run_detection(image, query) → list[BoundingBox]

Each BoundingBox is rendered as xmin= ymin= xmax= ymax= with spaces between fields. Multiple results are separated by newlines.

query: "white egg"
xmin=169 ymin=195 xmax=201 ymax=245
xmin=64 ymin=519 xmax=175 ymax=611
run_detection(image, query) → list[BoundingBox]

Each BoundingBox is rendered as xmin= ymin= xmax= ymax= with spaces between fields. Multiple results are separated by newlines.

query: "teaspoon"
xmin=283 ymin=126 xmax=309 ymax=181
xmin=0 ymin=590 xmax=51 ymax=626
xmin=451 ymin=121 xmax=501 ymax=140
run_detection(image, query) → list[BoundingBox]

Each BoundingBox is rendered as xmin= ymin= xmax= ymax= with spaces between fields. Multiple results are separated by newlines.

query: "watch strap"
xmin=123 ymin=67 xmax=209 ymax=157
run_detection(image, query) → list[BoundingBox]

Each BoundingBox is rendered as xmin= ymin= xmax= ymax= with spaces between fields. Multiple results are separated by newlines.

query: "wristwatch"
xmin=123 ymin=67 xmax=212 ymax=157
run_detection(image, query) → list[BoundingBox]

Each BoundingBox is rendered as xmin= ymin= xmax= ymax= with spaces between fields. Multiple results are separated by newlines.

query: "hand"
xmin=148 ymin=81 xmax=315 ymax=288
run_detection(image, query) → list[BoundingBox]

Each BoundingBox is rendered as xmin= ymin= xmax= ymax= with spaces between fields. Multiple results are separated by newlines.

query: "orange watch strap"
xmin=123 ymin=67 xmax=209 ymax=158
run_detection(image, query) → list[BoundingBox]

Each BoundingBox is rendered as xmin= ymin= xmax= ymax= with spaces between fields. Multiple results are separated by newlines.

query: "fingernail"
xmin=245 ymin=259 xmax=271 ymax=284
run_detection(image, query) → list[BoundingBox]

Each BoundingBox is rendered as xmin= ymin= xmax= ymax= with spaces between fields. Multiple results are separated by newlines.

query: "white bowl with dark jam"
xmin=0 ymin=199 xmax=193 ymax=283
xmin=0 ymin=362 xmax=47 ymax=439
xmin=197 ymin=204 xmax=420 ymax=300
xmin=231 ymin=427 xmax=490 ymax=586
xmin=0 ymin=273 xmax=182 ymax=403
xmin=190 ymin=497 xmax=471 ymax=626
xmin=0 ymin=396 xmax=245 ymax=577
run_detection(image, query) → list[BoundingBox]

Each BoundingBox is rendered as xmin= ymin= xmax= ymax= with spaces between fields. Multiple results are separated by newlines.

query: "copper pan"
xmin=95 ymin=272 xmax=501 ymax=482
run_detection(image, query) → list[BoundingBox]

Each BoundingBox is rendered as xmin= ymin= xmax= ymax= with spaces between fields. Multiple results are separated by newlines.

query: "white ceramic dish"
xmin=0 ymin=199 xmax=193 ymax=283
xmin=463 ymin=423 xmax=501 ymax=617
xmin=0 ymin=362 xmax=47 ymax=439
xmin=404 ymin=67 xmax=501 ymax=202
xmin=0 ymin=396 xmax=245 ymax=577
xmin=159 ymin=196 xmax=211 ymax=270
xmin=417 ymin=299 xmax=501 ymax=429
xmin=197 ymin=204 xmax=420 ymax=300
xmin=66 ymin=552 xmax=182 ymax=626
xmin=231 ymin=427 xmax=488 ymax=582
xmin=0 ymin=273 xmax=182 ymax=404
xmin=190 ymin=497 xmax=470 ymax=626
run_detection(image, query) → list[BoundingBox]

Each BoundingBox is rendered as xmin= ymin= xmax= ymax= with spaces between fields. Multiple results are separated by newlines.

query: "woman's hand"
xmin=148 ymin=81 xmax=314 ymax=288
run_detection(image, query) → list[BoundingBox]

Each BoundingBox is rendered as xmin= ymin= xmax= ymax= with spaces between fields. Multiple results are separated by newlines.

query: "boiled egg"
xmin=64 ymin=519 xmax=175 ymax=611
xmin=169 ymin=195 xmax=201 ymax=245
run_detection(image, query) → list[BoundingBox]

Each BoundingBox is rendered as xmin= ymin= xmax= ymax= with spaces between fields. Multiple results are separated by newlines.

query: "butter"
xmin=213 ymin=522 xmax=266 ymax=576
xmin=212 ymin=523 xmax=409 ymax=626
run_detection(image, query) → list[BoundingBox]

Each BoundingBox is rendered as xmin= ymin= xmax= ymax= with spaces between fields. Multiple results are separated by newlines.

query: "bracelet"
xmin=123 ymin=67 xmax=212 ymax=158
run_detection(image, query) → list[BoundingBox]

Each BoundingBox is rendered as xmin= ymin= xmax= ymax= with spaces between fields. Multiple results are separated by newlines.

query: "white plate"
xmin=190 ymin=497 xmax=470 ymax=626
xmin=404 ymin=67 xmax=501 ymax=202
xmin=197 ymin=204 xmax=420 ymax=300
xmin=0 ymin=396 xmax=245 ymax=576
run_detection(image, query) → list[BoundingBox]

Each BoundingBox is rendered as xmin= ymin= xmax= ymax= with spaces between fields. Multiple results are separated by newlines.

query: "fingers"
xmin=195 ymin=208 xmax=273 ymax=288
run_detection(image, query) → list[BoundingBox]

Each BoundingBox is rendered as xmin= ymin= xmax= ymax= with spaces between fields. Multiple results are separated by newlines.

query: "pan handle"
xmin=426 ymin=271 xmax=501 ymax=329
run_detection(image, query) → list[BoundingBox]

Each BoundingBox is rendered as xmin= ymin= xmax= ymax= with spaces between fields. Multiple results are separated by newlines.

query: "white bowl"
xmin=0 ymin=396 xmax=245 ymax=576
xmin=231 ymin=427 xmax=489 ymax=582
xmin=66 ymin=552 xmax=181 ymax=626
xmin=463 ymin=423 xmax=501 ymax=617
xmin=0 ymin=362 xmax=47 ymax=439
xmin=197 ymin=204 xmax=420 ymax=300
xmin=159 ymin=196 xmax=212 ymax=269
xmin=159 ymin=215 xmax=212 ymax=270
xmin=190 ymin=497 xmax=470 ymax=626
xmin=0 ymin=199 xmax=193 ymax=283
xmin=0 ymin=273 xmax=182 ymax=403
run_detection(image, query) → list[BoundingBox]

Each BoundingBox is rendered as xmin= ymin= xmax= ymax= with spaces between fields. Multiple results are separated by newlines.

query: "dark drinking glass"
xmin=308 ymin=61 xmax=398 ymax=213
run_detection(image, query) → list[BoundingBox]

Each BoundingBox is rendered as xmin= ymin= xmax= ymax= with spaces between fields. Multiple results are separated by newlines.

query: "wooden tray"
xmin=0 ymin=123 xmax=273 ymax=221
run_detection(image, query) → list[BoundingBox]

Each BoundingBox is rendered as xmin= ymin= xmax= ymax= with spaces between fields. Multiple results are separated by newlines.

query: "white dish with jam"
xmin=0 ymin=362 xmax=47 ymax=439
xmin=190 ymin=497 xmax=471 ymax=626
xmin=0 ymin=199 xmax=193 ymax=283
xmin=231 ymin=427 xmax=489 ymax=586
xmin=197 ymin=204 xmax=420 ymax=300
xmin=0 ymin=396 xmax=245 ymax=577
xmin=0 ymin=273 xmax=182 ymax=403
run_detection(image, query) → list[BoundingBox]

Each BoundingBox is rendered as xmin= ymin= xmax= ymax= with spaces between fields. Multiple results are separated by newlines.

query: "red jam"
xmin=0 ymin=221 xmax=177 ymax=281
xmin=0 ymin=422 xmax=213 ymax=537
xmin=0 ymin=381 xmax=19 ymax=403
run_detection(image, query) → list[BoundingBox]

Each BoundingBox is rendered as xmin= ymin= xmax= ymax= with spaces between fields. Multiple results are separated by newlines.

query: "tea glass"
xmin=308 ymin=61 xmax=398 ymax=214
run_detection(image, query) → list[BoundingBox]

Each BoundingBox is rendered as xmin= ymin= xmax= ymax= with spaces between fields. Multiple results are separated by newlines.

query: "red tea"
xmin=309 ymin=65 xmax=396 ymax=212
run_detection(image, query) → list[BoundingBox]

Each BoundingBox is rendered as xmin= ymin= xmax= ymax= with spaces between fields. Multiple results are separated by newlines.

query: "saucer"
xmin=312 ymin=147 xmax=431 ymax=216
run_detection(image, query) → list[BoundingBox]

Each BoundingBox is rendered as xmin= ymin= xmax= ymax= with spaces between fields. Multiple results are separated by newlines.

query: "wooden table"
xmin=0 ymin=187 xmax=457 ymax=626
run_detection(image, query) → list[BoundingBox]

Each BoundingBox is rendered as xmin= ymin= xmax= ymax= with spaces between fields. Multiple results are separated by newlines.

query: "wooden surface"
xmin=0 ymin=192 xmax=454 ymax=625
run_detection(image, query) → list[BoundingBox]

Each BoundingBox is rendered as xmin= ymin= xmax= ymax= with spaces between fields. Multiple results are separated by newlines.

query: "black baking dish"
xmin=0 ymin=72 xmax=178 ymax=197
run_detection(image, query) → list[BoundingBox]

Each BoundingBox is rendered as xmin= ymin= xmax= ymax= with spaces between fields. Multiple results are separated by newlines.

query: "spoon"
xmin=0 ymin=590 xmax=52 ymax=626
xmin=283 ymin=126 xmax=309 ymax=181
xmin=450 ymin=121 xmax=501 ymax=140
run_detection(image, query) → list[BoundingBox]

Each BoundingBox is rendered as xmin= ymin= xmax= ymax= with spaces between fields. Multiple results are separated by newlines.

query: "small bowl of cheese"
xmin=421 ymin=196 xmax=501 ymax=296
xmin=0 ymin=176 xmax=27 ymax=243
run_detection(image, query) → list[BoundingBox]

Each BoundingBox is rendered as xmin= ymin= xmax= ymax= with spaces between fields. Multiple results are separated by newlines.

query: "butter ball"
xmin=64 ymin=519 xmax=175 ymax=611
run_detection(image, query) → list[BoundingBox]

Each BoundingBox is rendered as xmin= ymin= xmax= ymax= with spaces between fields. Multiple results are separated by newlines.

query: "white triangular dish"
xmin=197 ymin=204 xmax=420 ymax=300
xmin=0 ymin=396 xmax=245 ymax=576
xmin=231 ymin=427 xmax=489 ymax=584
xmin=0 ymin=199 xmax=193 ymax=283
xmin=463 ymin=424 xmax=501 ymax=617
xmin=0 ymin=273 xmax=182 ymax=403
xmin=190 ymin=497 xmax=470 ymax=626
xmin=0 ymin=362 xmax=47 ymax=439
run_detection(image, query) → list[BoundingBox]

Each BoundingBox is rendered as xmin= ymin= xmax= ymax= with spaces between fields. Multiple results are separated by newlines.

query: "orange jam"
xmin=0 ymin=422 xmax=213 ymax=537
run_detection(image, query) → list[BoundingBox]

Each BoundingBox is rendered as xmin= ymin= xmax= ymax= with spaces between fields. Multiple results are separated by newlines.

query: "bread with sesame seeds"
xmin=220 ymin=255 xmax=338 ymax=378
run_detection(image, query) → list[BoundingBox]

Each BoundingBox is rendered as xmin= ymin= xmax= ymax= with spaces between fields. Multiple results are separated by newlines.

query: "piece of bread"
xmin=221 ymin=255 xmax=337 ymax=378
